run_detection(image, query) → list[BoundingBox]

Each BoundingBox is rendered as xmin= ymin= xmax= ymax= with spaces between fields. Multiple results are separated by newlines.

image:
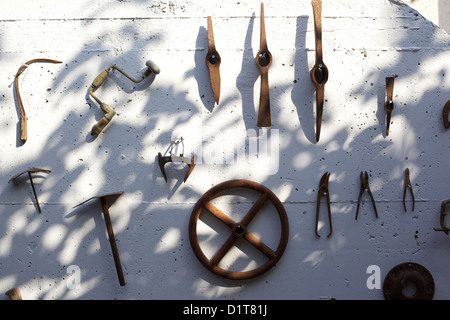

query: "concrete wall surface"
xmin=0 ymin=0 xmax=449 ymax=300
xmin=403 ymin=0 xmax=450 ymax=34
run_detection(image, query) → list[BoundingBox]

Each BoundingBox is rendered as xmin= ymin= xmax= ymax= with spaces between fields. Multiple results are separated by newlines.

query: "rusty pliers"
xmin=355 ymin=171 xmax=378 ymax=220
xmin=316 ymin=172 xmax=332 ymax=237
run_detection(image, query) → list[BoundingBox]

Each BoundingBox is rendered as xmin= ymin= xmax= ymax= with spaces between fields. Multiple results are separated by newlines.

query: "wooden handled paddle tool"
xmin=205 ymin=16 xmax=221 ymax=105
xmin=9 ymin=168 xmax=51 ymax=214
xmin=14 ymin=58 xmax=62 ymax=142
xmin=73 ymin=192 xmax=126 ymax=286
xmin=255 ymin=3 xmax=272 ymax=127
xmin=310 ymin=0 xmax=328 ymax=142
xmin=384 ymin=76 xmax=397 ymax=136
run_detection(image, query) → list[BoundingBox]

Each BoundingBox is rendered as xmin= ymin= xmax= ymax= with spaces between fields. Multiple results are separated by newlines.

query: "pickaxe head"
xmin=8 ymin=167 xmax=51 ymax=213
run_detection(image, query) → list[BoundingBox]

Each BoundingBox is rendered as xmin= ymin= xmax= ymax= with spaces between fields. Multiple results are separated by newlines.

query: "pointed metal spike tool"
xmin=9 ymin=168 xmax=51 ymax=213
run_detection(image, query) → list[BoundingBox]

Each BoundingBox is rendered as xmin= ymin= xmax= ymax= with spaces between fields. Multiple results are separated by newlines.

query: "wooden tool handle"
xmin=101 ymin=197 xmax=126 ymax=286
xmin=259 ymin=3 xmax=267 ymax=51
xmin=20 ymin=116 xmax=28 ymax=141
xmin=257 ymin=71 xmax=271 ymax=127
xmin=207 ymin=16 xmax=215 ymax=51
xmin=14 ymin=58 xmax=62 ymax=143
xmin=312 ymin=0 xmax=323 ymax=60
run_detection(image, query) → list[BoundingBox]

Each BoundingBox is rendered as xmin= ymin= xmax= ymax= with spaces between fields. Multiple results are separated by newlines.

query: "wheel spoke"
xmin=203 ymin=201 xmax=236 ymax=229
xmin=243 ymin=232 xmax=277 ymax=259
xmin=209 ymin=233 xmax=238 ymax=267
xmin=240 ymin=193 xmax=269 ymax=227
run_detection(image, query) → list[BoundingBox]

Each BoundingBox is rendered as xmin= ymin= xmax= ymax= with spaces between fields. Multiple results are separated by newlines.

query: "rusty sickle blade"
xmin=14 ymin=59 xmax=62 ymax=142
xmin=205 ymin=16 xmax=221 ymax=105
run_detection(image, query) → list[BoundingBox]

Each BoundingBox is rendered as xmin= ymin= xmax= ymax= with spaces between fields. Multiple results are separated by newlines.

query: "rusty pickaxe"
xmin=73 ymin=192 xmax=126 ymax=286
xmin=9 ymin=168 xmax=51 ymax=213
xmin=315 ymin=172 xmax=332 ymax=237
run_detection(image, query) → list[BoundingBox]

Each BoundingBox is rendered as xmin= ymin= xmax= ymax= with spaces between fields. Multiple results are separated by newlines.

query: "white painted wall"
xmin=0 ymin=0 xmax=449 ymax=300
xmin=404 ymin=0 xmax=450 ymax=34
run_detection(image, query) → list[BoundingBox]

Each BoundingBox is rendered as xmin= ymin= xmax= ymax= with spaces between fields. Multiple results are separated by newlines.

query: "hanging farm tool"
xmin=310 ymin=0 xmax=329 ymax=142
xmin=14 ymin=58 xmax=62 ymax=142
xmin=89 ymin=60 xmax=160 ymax=136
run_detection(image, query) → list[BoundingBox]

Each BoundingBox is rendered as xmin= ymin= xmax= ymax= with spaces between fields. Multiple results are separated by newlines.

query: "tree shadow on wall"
xmin=1 ymin=0 xmax=450 ymax=300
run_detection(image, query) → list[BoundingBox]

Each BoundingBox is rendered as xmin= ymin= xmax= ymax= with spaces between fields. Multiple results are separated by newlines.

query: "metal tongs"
xmin=310 ymin=0 xmax=328 ymax=142
xmin=255 ymin=2 xmax=273 ymax=127
xmin=315 ymin=172 xmax=332 ymax=238
xmin=158 ymin=137 xmax=196 ymax=183
xmin=355 ymin=171 xmax=378 ymax=220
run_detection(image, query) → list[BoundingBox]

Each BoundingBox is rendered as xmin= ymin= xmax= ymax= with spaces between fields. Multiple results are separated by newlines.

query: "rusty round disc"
xmin=383 ymin=262 xmax=435 ymax=300
xmin=189 ymin=180 xmax=289 ymax=280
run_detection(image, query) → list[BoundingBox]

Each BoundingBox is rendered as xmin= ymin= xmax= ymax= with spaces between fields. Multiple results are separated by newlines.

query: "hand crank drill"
xmin=73 ymin=192 xmax=126 ymax=286
xmin=89 ymin=60 xmax=160 ymax=136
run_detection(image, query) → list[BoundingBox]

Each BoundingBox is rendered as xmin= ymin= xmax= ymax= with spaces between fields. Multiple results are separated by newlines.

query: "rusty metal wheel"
xmin=189 ymin=180 xmax=289 ymax=280
xmin=383 ymin=262 xmax=435 ymax=300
